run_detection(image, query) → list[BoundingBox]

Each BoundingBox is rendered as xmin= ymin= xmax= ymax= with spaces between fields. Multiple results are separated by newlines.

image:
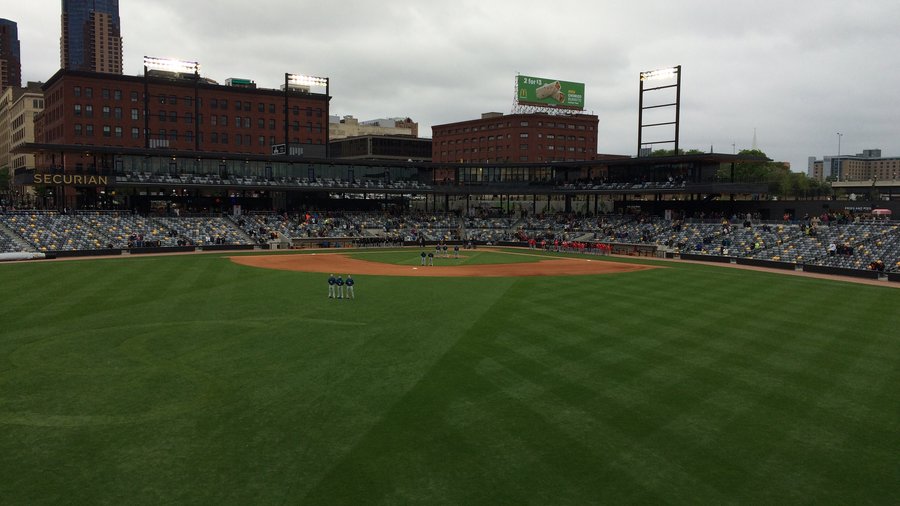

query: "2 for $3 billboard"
xmin=517 ymin=75 xmax=585 ymax=109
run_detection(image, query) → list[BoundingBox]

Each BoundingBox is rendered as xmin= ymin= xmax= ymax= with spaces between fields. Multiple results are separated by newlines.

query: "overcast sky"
xmin=6 ymin=0 xmax=900 ymax=171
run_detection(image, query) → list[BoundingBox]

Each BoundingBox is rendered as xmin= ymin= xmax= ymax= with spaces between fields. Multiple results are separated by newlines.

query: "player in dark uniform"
xmin=328 ymin=273 xmax=336 ymax=298
xmin=420 ymin=251 xmax=427 ymax=265
xmin=345 ymin=274 xmax=355 ymax=299
xmin=335 ymin=274 xmax=344 ymax=299
xmin=427 ymin=251 xmax=434 ymax=266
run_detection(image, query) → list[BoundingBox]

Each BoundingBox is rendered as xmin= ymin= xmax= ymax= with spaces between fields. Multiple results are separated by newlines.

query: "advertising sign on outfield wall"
xmin=517 ymin=75 xmax=585 ymax=109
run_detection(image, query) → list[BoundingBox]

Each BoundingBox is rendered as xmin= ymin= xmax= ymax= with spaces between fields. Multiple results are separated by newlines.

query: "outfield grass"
xmin=0 ymin=250 xmax=898 ymax=505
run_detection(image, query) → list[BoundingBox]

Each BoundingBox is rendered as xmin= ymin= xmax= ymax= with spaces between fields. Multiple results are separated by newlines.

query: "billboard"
xmin=517 ymin=75 xmax=585 ymax=109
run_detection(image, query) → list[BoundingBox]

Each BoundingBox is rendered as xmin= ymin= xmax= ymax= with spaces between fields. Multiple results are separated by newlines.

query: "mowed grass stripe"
xmin=1 ymin=252 xmax=899 ymax=504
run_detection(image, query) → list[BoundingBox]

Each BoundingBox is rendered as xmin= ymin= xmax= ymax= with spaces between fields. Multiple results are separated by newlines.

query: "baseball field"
xmin=0 ymin=248 xmax=897 ymax=505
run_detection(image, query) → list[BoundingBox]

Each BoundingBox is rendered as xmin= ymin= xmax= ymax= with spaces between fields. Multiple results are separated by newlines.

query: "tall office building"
xmin=0 ymin=18 xmax=22 ymax=92
xmin=60 ymin=0 xmax=123 ymax=74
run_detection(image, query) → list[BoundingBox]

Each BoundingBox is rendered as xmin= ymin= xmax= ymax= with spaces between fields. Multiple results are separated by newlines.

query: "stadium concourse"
xmin=0 ymin=209 xmax=899 ymax=275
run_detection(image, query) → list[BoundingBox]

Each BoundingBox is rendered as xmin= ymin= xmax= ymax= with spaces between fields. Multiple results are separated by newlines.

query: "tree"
xmin=0 ymin=168 xmax=10 ymax=205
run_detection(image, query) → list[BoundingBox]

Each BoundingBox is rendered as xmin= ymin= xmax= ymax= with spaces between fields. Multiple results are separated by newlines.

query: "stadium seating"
xmin=2 ymin=209 xmax=898 ymax=272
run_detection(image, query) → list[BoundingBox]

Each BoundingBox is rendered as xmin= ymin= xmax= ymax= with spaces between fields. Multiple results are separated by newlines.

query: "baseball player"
xmin=427 ymin=251 xmax=434 ymax=266
xmin=327 ymin=273 xmax=336 ymax=298
xmin=345 ymin=274 xmax=355 ymax=299
xmin=335 ymin=274 xmax=344 ymax=299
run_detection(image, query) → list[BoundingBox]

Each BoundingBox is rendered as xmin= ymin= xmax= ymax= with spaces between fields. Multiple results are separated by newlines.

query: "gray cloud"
xmin=7 ymin=0 xmax=900 ymax=171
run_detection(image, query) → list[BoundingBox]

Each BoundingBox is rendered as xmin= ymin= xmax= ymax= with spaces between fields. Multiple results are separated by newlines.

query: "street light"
xmin=836 ymin=132 xmax=843 ymax=156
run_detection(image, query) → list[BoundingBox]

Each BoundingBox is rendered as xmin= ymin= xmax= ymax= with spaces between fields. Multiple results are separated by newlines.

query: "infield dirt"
xmin=228 ymin=250 xmax=656 ymax=277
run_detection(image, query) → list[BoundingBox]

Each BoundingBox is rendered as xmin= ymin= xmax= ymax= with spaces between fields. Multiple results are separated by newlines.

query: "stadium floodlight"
xmin=143 ymin=56 xmax=200 ymax=74
xmin=640 ymin=67 xmax=678 ymax=82
xmin=283 ymin=73 xmax=331 ymax=156
xmin=286 ymin=73 xmax=328 ymax=88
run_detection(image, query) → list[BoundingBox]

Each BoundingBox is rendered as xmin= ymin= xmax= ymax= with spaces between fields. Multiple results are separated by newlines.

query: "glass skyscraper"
xmin=61 ymin=0 xmax=122 ymax=74
xmin=0 ymin=18 xmax=22 ymax=90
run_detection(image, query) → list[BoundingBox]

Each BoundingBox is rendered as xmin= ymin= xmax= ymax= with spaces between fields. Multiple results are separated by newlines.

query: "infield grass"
xmin=0 ymin=249 xmax=898 ymax=505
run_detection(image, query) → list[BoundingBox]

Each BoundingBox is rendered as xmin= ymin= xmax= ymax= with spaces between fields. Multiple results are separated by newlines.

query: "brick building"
xmin=431 ymin=112 xmax=599 ymax=164
xmin=37 ymin=68 xmax=330 ymax=167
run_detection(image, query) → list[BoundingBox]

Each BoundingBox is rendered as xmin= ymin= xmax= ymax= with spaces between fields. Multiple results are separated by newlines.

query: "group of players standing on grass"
xmin=420 ymin=242 xmax=461 ymax=266
xmin=327 ymin=274 xmax=354 ymax=299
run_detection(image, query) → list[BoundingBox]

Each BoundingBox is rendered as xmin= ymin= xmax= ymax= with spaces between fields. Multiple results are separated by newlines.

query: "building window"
xmin=235 ymin=116 xmax=242 ymax=127
xmin=221 ymin=99 xmax=228 ymax=108
xmin=74 ymin=86 xmax=81 ymax=97
xmin=185 ymin=131 xmax=193 ymax=143
xmin=75 ymin=124 xmax=82 ymax=136
xmin=243 ymin=117 xmax=250 ymax=128
xmin=236 ymin=135 xmax=243 ymax=146
xmin=131 ymin=108 xmax=139 ymax=120
xmin=269 ymin=119 xmax=276 ymax=130
xmin=221 ymin=133 xmax=228 ymax=144
xmin=130 ymin=91 xmax=138 ymax=102
xmin=170 ymin=130 xmax=178 ymax=141
xmin=101 ymin=106 xmax=110 ymax=118
xmin=86 ymin=125 xmax=94 ymax=136
xmin=114 ymin=89 xmax=122 ymax=100
xmin=85 ymin=105 xmax=93 ymax=118
xmin=520 ymin=121 xmax=528 ymax=126
xmin=114 ymin=126 xmax=123 ymax=138
xmin=211 ymin=98 xmax=218 ymax=109
xmin=269 ymin=104 xmax=276 ymax=113
xmin=131 ymin=127 xmax=140 ymax=139
xmin=211 ymin=132 xmax=218 ymax=143
xmin=211 ymin=115 xmax=217 ymax=126
xmin=257 ymin=118 xmax=265 ymax=129
xmin=184 ymin=96 xmax=192 ymax=108
xmin=114 ymin=107 xmax=122 ymax=119
xmin=103 ymin=125 xmax=111 ymax=137
xmin=102 ymin=89 xmax=110 ymax=99
xmin=220 ymin=115 xmax=227 ymax=125
xmin=185 ymin=112 xmax=193 ymax=124
xmin=169 ymin=111 xmax=177 ymax=122
xmin=520 ymin=133 xmax=528 ymax=138
xmin=258 ymin=136 xmax=265 ymax=146
xmin=258 ymin=103 xmax=265 ymax=113
xmin=85 ymin=87 xmax=93 ymax=98
xmin=74 ymin=104 xmax=82 ymax=116
xmin=159 ymin=110 xmax=166 ymax=121
xmin=235 ymin=101 xmax=242 ymax=111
